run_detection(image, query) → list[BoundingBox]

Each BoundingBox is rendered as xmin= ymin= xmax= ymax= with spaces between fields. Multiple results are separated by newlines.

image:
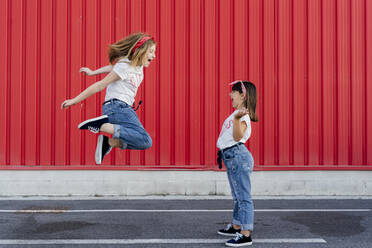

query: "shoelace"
xmin=224 ymin=224 xmax=233 ymax=231
xmin=234 ymin=233 xmax=243 ymax=241
xmin=88 ymin=126 xmax=100 ymax=133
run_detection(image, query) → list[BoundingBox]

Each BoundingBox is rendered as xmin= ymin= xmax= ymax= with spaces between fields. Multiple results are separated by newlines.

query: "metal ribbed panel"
xmin=0 ymin=0 xmax=371 ymax=169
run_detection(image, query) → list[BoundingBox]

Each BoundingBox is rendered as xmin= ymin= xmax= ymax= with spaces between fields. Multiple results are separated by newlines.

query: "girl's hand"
xmin=234 ymin=108 xmax=249 ymax=119
xmin=80 ymin=67 xmax=93 ymax=76
xmin=61 ymin=99 xmax=77 ymax=109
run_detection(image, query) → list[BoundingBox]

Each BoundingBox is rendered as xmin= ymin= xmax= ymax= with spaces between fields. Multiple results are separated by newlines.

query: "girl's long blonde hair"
xmin=108 ymin=32 xmax=155 ymax=66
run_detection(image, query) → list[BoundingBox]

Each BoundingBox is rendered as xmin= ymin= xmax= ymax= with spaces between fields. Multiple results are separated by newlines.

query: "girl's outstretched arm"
xmin=61 ymin=70 xmax=120 ymax=109
xmin=80 ymin=65 xmax=113 ymax=76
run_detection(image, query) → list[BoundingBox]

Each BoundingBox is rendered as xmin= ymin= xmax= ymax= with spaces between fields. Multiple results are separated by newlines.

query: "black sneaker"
xmin=218 ymin=224 xmax=241 ymax=237
xmin=95 ymin=135 xmax=112 ymax=165
xmin=78 ymin=115 xmax=109 ymax=134
xmin=225 ymin=233 xmax=253 ymax=247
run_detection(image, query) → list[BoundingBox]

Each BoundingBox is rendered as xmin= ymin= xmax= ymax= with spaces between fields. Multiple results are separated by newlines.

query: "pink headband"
xmin=131 ymin=36 xmax=154 ymax=54
xmin=229 ymin=80 xmax=246 ymax=95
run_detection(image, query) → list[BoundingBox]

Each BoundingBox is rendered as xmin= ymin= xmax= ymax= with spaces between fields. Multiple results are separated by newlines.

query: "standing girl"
xmin=61 ymin=33 xmax=156 ymax=164
xmin=216 ymin=80 xmax=258 ymax=247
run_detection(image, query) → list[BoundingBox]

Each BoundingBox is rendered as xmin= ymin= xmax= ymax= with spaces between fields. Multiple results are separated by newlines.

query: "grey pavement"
xmin=0 ymin=198 xmax=370 ymax=247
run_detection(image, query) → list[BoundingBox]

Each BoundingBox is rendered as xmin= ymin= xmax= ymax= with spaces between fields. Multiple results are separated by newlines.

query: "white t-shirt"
xmin=216 ymin=110 xmax=251 ymax=150
xmin=105 ymin=58 xmax=144 ymax=106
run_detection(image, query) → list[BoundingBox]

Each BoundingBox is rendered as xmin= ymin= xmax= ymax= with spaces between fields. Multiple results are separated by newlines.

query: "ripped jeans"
xmin=102 ymin=99 xmax=152 ymax=150
xmin=221 ymin=143 xmax=254 ymax=231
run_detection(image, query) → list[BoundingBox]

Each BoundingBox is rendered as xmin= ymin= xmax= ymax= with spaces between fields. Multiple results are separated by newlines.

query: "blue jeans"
xmin=221 ymin=143 xmax=254 ymax=231
xmin=102 ymin=99 xmax=152 ymax=150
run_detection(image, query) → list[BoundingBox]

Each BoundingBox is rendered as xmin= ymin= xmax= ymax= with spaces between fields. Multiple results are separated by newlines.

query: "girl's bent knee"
xmin=137 ymin=135 xmax=152 ymax=150
xmin=143 ymin=136 xmax=152 ymax=149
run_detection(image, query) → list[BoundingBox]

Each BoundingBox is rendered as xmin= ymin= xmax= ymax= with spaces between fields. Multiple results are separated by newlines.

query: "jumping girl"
xmin=61 ymin=33 xmax=156 ymax=165
xmin=216 ymin=80 xmax=258 ymax=247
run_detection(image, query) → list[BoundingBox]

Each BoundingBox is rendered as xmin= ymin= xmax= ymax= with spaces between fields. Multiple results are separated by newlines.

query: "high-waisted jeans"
xmin=102 ymin=99 xmax=152 ymax=150
xmin=221 ymin=143 xmax=254 ymax=231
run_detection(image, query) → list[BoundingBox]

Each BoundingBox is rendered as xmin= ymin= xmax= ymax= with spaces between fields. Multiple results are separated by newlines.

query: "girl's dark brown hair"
xmin=108 ymin=32 xmax=156 ymax=66
xmin=232 ymin=81 xmax=258 ymax=122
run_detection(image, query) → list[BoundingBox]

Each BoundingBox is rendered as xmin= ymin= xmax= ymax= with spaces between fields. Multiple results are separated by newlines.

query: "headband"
xmin=229 ymin=80 xmax=246 ymax=95
xmin=131 ymin=36 xmax=154 ymax=55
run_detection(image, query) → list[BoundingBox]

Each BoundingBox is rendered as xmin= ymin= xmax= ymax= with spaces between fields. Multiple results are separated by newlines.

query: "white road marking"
xmin=1 ymin=196 xmax=371 ymax=200
xmin=256 ymin=209 xmax=371 ymax=212
xmin=0 ymin=208 xmax=369 ymax=213
xmin=0 ymin=238 xmax=327 ymax=244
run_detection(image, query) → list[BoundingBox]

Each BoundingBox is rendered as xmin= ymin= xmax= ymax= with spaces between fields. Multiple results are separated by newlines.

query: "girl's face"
xmin=143 ymin=44 xmax=156 ymax=67
xmin=230 ymin=90 xmax=245 ymax=109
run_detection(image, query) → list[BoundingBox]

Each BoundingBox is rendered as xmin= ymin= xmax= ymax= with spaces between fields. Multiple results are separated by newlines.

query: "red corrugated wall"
xmin=1 ymin=0 xmax=371 ymax=170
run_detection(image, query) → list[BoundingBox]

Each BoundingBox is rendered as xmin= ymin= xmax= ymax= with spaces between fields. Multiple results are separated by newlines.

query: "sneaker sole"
xmin=95 ymin=135 xmax=104 ymax=165
xmin=217 ymin=231 xmax=239 ymax=237
xmin=225 ymin=241 xmax=253 ymax=247
xmin=225 ymin=242 xmax=252 ymax=247
xmin=78 ymin=115 xmax=108 ymax=131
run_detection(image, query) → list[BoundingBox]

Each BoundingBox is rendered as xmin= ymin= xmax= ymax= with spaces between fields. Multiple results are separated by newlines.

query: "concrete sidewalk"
xmin=0 ymin=170 xmax=371 ymax=196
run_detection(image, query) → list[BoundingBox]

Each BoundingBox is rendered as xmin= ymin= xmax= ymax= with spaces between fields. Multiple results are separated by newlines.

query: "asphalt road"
xmin=0 ymin=198 xmax=370 ymax=248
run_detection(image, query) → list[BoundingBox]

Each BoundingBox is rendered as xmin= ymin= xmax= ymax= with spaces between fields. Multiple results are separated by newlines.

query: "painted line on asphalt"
xmin=0 ymin=209 xmax=369 ymax=213
xmin=0 ymin=238 xmax=327 ymax=244
xmin=1 ymin=196 xmax=371 ymax=200
xmin=256 ymin=209 xmax=371 ymax=212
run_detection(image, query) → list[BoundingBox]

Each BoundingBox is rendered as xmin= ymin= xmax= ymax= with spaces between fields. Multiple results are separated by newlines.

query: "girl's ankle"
xmin=232 ymin=225 xmax=241 ymax=230
xmin=241 ymin=231 xmax=251 ymax=237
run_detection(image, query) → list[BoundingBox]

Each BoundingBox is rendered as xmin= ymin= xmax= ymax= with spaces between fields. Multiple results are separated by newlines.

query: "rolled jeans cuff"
xmin=113 ymin=124 xmax=121 ymax=139
xmin=233 ymin=219 xmax=241 ymax=226
xmin=113 ymin=124 xmax=127 ymax=150
xmin=240 ymin=224 xmax=254 ymax=231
